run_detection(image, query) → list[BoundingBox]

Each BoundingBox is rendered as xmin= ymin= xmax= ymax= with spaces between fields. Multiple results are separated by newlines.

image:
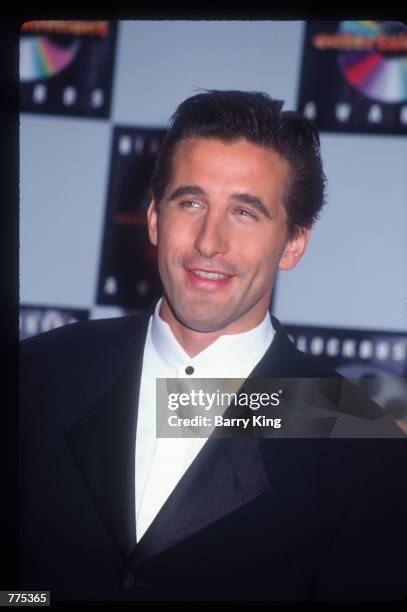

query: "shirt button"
xmin=185 ymin=366 xmax=194 ymax=375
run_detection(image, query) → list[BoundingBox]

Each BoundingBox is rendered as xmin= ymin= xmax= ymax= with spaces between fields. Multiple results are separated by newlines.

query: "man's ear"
xmin=278 ymin=227 xmax=311 ymax=271
xmin=147 ymin=198 xmax=159 ymax=246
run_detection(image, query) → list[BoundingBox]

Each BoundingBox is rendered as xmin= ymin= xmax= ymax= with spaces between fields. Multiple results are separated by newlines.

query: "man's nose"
xmin=193 ymin=212 xmax=228 ymax=259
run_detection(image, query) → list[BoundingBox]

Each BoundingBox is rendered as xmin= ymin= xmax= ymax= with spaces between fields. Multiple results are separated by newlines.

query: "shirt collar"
xmin=150 ymin=298 xmax=275 ymax=378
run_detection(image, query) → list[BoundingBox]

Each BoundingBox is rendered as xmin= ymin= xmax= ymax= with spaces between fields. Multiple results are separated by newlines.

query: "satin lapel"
xmin=124 ymin=434 xmax=271 ymax=570
xmin=65 ymin=310 xmax=152 ymax=559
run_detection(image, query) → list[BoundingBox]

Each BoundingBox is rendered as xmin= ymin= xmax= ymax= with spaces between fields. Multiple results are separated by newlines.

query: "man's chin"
xmin=181 ymin=320 xmax=227 ymax=333
xmin=175 ymin=308 xmax=234 ymax=334
xmin=162 ymin=292 xmax=238 ymax=333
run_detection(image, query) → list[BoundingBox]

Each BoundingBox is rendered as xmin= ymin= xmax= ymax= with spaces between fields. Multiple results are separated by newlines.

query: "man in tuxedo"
xmin=20 ymin=90 xmax=407 ymax=603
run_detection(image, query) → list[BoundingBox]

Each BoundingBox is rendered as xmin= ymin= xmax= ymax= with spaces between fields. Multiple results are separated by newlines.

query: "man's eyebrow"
xmin=229 ymin=192 xmax=273 ymax=219
xmin=166 ymin=185 xmax=207 ymax=201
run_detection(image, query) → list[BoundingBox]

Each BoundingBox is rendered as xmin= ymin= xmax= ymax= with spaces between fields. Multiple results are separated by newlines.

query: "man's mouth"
xmin=185 ymin=268 xmax=234 ymax=290
xmin=191 ymin=270 xmax=230 ymax=280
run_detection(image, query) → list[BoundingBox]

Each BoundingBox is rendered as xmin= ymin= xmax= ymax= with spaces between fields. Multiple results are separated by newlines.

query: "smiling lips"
xmin=186 ymin=267 xmax=234 ymax=290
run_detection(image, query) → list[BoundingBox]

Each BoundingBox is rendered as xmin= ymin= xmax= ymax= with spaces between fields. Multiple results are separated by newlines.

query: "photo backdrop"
xmin=20 ymin=20 xmax=407 ymax=413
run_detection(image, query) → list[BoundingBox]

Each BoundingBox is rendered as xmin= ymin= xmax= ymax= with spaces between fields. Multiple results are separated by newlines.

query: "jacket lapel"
xmin=65 ymin=309 xmax=152 ymax=559
xmin=123 ymin=434 xmax=271 ymax=571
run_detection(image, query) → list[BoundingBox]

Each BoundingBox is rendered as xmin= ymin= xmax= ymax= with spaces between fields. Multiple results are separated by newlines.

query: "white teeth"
xmin=192 ymin=270 xmax=229 ymax=280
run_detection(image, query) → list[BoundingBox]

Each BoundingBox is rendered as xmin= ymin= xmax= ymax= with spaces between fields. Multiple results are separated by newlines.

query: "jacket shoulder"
xmin=288 ymin=343 xmax=339 ymax=378
xmin=268 ymin=314 xmax=340 ymax=378
xmin=20 ymin=312 xmax=149 ymax=383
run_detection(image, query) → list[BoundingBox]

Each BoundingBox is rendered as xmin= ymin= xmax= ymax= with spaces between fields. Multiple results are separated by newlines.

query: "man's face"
xmin=148 ymin=137 xmax=309 ymax=333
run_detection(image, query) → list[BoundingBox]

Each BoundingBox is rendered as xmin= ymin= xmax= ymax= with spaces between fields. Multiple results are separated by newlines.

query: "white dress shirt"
xmin=135 ymin=298 xmax=275 ymax=541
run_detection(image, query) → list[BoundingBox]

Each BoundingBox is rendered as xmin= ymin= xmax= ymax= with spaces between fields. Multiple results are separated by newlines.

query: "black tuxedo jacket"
xmin=19 ymin=309 xmax=407 ymax=602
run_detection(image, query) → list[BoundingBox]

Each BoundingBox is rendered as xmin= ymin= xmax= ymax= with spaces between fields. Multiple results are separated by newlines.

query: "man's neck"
xmin=158 ymin=298 xmax=266 ymax=358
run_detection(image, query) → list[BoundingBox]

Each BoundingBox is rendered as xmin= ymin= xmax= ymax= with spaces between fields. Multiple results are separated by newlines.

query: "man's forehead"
xmin=171 ymin=136 xmax=288 ymax=172
xmin=173 ymin=135 xmax=268 ymax=153
xmin=166 ymin=137 xmax=290 ymax=199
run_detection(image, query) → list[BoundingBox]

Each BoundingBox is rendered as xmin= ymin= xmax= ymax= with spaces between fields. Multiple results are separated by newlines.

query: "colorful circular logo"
xmin=20 ymin=35 xmax=81 ymax=82
xmin=337 ymin=21 xmax=407 ymax=104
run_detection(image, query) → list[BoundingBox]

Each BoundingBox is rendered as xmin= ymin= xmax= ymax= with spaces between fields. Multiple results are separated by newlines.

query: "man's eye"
xmin=236 ymin=208 xmax=256 ymax=219
xmin=180 ymin=200 xmax=201 ymax=208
